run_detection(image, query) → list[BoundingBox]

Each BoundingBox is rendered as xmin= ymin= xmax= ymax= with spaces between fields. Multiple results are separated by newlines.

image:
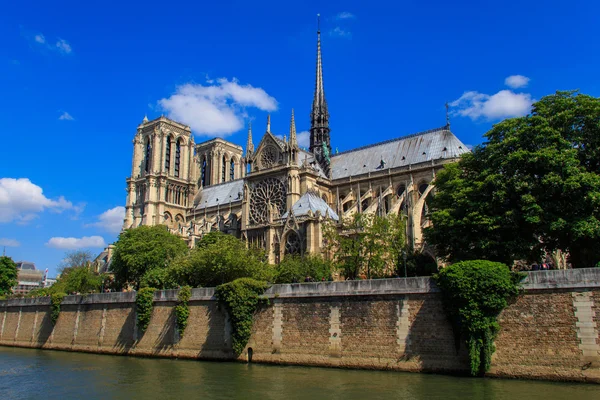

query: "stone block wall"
xmin=1 ymin=269 xmax=599 ymax=382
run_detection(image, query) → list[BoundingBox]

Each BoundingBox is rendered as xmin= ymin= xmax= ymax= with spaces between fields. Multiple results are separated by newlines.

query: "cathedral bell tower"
xmin=309 ymin=16 xmax=332 ymax=176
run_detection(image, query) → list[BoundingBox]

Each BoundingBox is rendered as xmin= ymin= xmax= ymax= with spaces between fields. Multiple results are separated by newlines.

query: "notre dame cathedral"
xmin=122 ymin=28 xmax=469 ymax=264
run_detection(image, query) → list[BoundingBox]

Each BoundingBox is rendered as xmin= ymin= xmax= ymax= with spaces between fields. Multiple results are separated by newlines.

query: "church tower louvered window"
xmin=174 ymin=139 xmax=181 ymax=177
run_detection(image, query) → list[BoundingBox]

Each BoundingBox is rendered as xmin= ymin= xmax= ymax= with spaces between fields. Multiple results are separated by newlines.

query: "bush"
xmin=215 ymin=278 xmax=269 ymax=355
xmin=140 ymin=268 xmax=179 ymax=290
xmin=275 ymin=254 xmax=333 ymax=283
xmin=434 ymin=260 xmax=523 ymax=376
xmin=50 ymin=292 xmax=67 ymax=325
xmin=175 ymin=286 xmax=192 ymax=338
xmin=135 ymin=287 xmax=155 ymax=334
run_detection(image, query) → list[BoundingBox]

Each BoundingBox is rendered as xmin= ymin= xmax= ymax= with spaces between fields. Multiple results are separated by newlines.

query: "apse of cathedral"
xmin=123 ymin=26 xmax=470 ymax=264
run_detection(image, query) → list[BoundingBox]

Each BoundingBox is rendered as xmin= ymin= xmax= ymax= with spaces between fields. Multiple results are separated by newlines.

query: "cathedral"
xmin=122 ymin=28 xmax=469 ymax=264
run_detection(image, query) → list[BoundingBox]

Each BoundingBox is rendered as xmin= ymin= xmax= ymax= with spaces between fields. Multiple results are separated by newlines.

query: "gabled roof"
xmin=330 ymin=126 xmax=469 ymax=180
xmin=194 ymin=179 xmax=244 ymax=210
xmin=282 ymin=191 xmax=339 ymax=221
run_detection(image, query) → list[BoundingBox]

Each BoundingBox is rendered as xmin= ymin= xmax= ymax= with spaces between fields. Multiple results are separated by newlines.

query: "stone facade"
xmin=120 ymin=29 xmax=469 ymax=263
xmin=1 ymin=269 xmax=599 ymax=382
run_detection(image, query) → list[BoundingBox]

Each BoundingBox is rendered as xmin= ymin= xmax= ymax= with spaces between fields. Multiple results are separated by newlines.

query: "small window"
xmin=201 ymin=157 xmax=207 ymax=187
xmin=222 ymin=156 xmax=226 ymax=182
xmin=230 ymin=159 xmax=235 ymax=181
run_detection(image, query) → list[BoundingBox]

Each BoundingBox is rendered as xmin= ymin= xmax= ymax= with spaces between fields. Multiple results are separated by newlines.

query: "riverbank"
xmin=1 ymin=269 xmax=599 ymax=383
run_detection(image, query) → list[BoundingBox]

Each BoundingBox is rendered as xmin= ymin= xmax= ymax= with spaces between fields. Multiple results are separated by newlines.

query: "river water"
xmin=0 ymin=347 xmax=597 ymax=399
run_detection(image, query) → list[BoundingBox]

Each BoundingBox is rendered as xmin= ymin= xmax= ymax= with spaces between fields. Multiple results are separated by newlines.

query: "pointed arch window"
xmin=230 ymin=159 xmax=235 ymax=180
xmin=222 ymin=155 xmax=226 ymax=182
xmin=165 ymin=136 xmax=172 ymax=174
xmin=174 ymin=139 xmax=181 ymax=177
xmin=144 ymin=137 xmax=152 ymax=173
xmin=201 ymin=157 xmax=207 ymax=187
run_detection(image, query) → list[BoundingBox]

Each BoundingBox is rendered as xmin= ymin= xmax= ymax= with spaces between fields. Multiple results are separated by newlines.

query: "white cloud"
xmin=297 ymin=131 xmax=310 ymax=148
xmin=0 ymin=178 xmax=76 ymax=223
xmin=450 ymin=90 xmax=533 ymax=121
xmin=0 ymin=238 xmax=20 ymax=247
xmin=34 ymin=34 xmax=45 ymax=44
xmin=55 ymin=39 xmax=72 ymax=54
xmin=159 ymin=78 xmax=278 ymax=137
xmin=335 ymin=12 xmax=356 ymax=20
xmin=505 ymin=75 xmax=530 ymax=89
xmin=87 ymin=206 xmax=125 ymax=234
xmin=58 ymin=112 xmax=74 ymax=121
xmin=46 ymin=236 xmax=106 ymax=250
xmin=329 ymin=27 xmax=351 ymax=38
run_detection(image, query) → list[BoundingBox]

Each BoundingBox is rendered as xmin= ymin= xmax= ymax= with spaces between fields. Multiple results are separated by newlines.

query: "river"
xmin=0 ymin=347 xmax=597 ymax=399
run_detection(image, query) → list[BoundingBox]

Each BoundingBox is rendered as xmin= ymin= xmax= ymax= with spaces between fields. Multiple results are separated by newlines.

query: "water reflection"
xmin=0 ymin=347 xmax=597 ymax=400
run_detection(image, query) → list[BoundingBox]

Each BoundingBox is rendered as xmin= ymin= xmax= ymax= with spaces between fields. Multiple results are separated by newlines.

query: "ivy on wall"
xmin=434 ymin=260 xmax=523 ymax=376
xmin=175 ymin=286 xmax=192 ymax=338
xmin=215 ymin=278 xmax=269 ymax=356
xmin=50 ymin=292 xmax=66 ymax=325
xmin=136 ymin=287 xmax=156 ymax=335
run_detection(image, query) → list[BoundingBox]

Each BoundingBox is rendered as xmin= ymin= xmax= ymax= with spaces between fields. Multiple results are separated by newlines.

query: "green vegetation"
xmin=324 ymin=213 xmax=411 ymax=279
xmin=274 ymin=254 xmax=332 ymax=283
xmin=50 ymin=292 xmax=66 ymax=325
xmin=175 ymin=285 xmax=192 ymax=338
xmin=434 ymin=260 xmax=523 ymax=376
xmin=215 ymin=278 xmax=269 ymax=355
xmin=135 ymin=287 xmax=155 ymax=334
xmin=0 ymin=256 xmax=18 ymax=296
xmin=426 ymin=91 xmax=600 ymax=268
xmin=111 ymin=225 xmax=189 ymax=289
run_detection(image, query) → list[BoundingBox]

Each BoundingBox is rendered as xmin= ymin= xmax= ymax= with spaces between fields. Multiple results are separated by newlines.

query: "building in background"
xmin=13 ymin=261 xmax=44 ymax=295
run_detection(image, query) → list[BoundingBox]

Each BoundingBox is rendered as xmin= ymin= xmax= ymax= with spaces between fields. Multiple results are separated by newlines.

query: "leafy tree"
xmin=426 ymin=91 xmax=600 ymax=268
xmin=140 ymin=267 xmax=178 ymax=290
xmin=0 ymin=256 xmax=18 ymax=296
xmin=59 ymin=250 xmax=94 ymax=273
xmin=324 ymin=213 xmax=409 ymax=279
xmin=434 ymin=260 xmax=523 ymax=376
xmin=274 ymin=254 xmax=333 ymax=283
xmin=170 ymin=232 xmax=271 ymax=287
xmin=110 ymin=225 xmax=189 ymax=288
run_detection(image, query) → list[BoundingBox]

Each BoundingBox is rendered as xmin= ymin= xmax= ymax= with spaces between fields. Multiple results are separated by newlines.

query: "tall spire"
xmin=266 ymin=114 xmax=271 ymax=133
xmin=289 ymin=109 xmax=298 ymax=149
xmin=246 ymin=122 xmax=254 ymax=156
xmin=310 ymin=13 xmax=332 ymax=176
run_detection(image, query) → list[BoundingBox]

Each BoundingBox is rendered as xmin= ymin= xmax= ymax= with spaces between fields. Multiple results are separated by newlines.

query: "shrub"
xmin=175 ymin=286 xmax=192 ymax=338
xmin=50 ymin=292 xmax=67 ymax=325
xmin=215 ymin=278 xmax=269 ymax=355
xmin=135 ymin=287 xmax=155 ymax=334
xmin=275 ymin=254 xmax=333 ymax=283
xmin=434 ymin=260 xmax=523 ymax=376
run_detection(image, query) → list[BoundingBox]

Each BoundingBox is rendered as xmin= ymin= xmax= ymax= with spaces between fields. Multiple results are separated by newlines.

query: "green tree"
xmin=434 ymin=260 xmax=523 ymax=376
xmin=110 ymin=225 xmax=189 ymax=288
xmin=0 ymin=256 xmax=18 ymax=296
xmin=170 ymin=232 xmax=271 ymax=287
xmin=58 ymin=250 xmax=94 ymax=273
xmin=324 ymin=213 xmax=369 ymax=279
xmin=426 ymin=91 xmax=600 ymax=268
xmin=274 ymin=254 xmax=333 ymax=283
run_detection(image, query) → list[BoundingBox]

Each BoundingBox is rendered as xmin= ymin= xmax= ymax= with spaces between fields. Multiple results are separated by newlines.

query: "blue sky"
xmin=1 ymin=0 xmax=599 ymax=277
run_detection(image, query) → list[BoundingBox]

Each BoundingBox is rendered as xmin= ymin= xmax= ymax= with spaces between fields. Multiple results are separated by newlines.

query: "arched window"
xmin=174 ymin=139 xmax=181 ymax=177
xmin=230 ymin=159 xmax=235 ymax=180
xmin=222 ymin=155 xmax=226 ymax=182
xmin=285 ymin=231 xmax=302 ymax=256
xmin=201 ymin=157 xmax=207 ymax=187
xmin=419 ymin=183 xmax=428 ymax=197
xmin=397 ymin=184 xmax=406 ymax=197
xmin=144 ymin=137 xmax=151 ymax=173
xmin=165 ymin=136 xmax=172 ymax=174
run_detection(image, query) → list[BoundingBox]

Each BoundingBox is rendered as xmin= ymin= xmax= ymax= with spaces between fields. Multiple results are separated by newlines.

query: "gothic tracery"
xmin=249 ymin=177 xmax=286 ymax=224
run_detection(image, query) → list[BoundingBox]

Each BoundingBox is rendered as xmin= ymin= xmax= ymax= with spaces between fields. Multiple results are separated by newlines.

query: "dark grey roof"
xmin=282 ymin=191 xmax=339 ymax=221
xmin=330 ymin=126 xmax=469 ymax=180
xmin=194 ymin=179 xmax=244 ymax=210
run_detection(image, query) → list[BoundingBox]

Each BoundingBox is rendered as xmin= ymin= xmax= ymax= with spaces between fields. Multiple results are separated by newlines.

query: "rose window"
xmin=259 ymin=146 xmax=278 ymax=169
xmin=249 ymin=177 xmax=287 ymax=224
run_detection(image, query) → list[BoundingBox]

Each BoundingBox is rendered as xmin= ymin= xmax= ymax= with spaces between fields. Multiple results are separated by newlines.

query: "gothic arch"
xmin=283 ymin=229 xmax=303 ymax=256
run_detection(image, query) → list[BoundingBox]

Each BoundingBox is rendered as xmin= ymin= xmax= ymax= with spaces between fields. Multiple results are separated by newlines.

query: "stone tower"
xmin=123 ymin=116 xmax=197 ymax=231
xmin=309 ymin=21 xmax=332 ymax=176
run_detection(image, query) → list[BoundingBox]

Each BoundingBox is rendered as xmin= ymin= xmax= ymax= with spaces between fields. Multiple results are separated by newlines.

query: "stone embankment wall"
xmin=1 ymin=269 xmax=599 ymax=382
